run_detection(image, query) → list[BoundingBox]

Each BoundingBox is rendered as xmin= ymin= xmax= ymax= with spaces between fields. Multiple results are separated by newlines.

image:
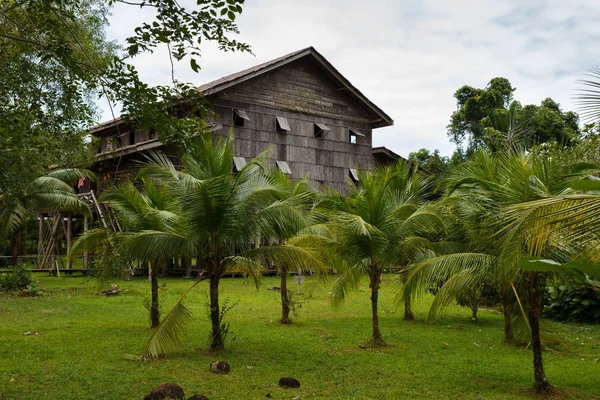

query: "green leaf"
xmin=227 ymin=11 xmax=236 ymax=20
xmin=520 ymin=257 xmax=600 ymax=280
xmin=190 ymin=58 xmax=200 ymax=73
xmin=569 ymin=178 xmax=600 ymax=192
xmin=128 ymin=44 xmax=139 ymax=56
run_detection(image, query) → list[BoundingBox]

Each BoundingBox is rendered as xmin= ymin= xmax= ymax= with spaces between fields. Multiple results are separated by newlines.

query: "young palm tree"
xmin=97 ymin=133 xmax=329 ymax=355
xmin=405 ymin=148 xmax=600 ymax=393
xmin=103 ymin=180 xmax=179 ymax=327
xmin=0 ymin=168 xmax=93 ymax=267
xmin=258 ymin=171 xmax=329 ymax=324
xmin=328 ymin=161 xmax=442 ymax=346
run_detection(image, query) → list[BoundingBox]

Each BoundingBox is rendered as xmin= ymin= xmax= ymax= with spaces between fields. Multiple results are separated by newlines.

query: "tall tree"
xmin=448 ymin=78 xmax=580 ymax=152
xmin=1 ymin=0 xmax=250 ymax=212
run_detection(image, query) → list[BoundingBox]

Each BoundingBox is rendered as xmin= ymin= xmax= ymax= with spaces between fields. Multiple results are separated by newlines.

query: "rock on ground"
xmin=143 ymin=383 xmax=185 ymax=400
xmin=278 ymin=377 xmax=300 ymax=388
xmin=210 ymin=361 xmax=230 ymax=374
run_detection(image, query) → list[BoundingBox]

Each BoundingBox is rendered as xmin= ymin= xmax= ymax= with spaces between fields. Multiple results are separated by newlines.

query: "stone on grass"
xmin=278 ymin=377 xmax=300 ymax=388
xmin=210 ymin=361 xmax=230 ymax=374
xmin=143 ymin=383 xmax=185 ymax=400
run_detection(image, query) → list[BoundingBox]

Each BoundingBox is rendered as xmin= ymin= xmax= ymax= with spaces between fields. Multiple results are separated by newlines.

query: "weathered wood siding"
xmin=208 ymin=58 xmax=375 ymax=191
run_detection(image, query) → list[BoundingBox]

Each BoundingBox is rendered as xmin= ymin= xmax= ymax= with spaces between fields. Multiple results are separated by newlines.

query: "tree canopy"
xmin=0 ymin=0 xmax=250 ymax=205
xmin=448 ymin=77 xmax=581 ymax=151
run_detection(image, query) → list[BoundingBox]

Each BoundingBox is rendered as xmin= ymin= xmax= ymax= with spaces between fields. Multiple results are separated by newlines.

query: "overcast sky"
xmin=102 ymin=0 xmax=600 ymax=157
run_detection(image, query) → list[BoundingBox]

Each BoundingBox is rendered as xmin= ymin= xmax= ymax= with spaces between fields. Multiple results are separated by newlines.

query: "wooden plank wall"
xmin=209 ymin=58 xmax=375 ymax=192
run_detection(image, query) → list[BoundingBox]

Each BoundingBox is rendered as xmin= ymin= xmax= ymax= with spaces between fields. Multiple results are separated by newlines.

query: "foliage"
xmin=408 ymin=148 xmax=449 ymax=173
xmin=543 ymin=281 xmax=600 ymax=323
xmin=74 ymin=132 xmax=332 ymax=354
xmin=327 ymin=161 xmax=444 ymax=344
xmin=0 ymin=268 xmax=32 ymax=292
xmin=448 ymin=77 xmax=580 ymax=151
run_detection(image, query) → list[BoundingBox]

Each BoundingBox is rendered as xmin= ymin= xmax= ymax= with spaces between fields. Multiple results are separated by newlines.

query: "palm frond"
xmin=142 ymin=281 xmax=200 ymax=359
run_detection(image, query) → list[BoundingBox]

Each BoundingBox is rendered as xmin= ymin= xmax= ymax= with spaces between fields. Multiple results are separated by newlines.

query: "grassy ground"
xmin=0 ymin=274 xmax=598 ymax=400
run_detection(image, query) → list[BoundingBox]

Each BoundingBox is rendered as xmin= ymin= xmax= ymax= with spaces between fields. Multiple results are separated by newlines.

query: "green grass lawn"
xmin=0 ymin=274 xmax=599 ymax=399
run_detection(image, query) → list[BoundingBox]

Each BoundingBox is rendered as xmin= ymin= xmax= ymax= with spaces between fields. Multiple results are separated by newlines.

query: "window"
xmin=349 ymin=168 xmax=359 ymax=182
xmin=276 ymin=160 xmax=292 ymax=175
xmin=276 ymin=116 xmax=291 ymax=133
xmin=128 ymin=132 xmax=135 ymax=146
xmin=233 ymin=109 xmax=250 ymax=127
xmin=233 ymin=156 xmax=247 ymax=172
xmin=314 ymin=122 xmax=331 ymax=138
xmin=149 ymin=130 xmax=157 ymax=140
xmin=349 ymin=129 xmax=365 ymax=144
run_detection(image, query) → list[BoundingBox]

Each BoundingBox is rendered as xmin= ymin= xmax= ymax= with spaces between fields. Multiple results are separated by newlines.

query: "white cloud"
xmin=100 ymin=0 xmax=600 ymax=157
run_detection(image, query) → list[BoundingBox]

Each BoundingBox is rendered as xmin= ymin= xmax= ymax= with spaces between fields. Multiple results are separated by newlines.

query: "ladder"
xmin=78 ymin=190 xmax=122 ymax=232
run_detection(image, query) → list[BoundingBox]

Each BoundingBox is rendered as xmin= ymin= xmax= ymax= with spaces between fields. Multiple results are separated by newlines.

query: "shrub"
xmin=0 ymin=268 xmax=33 ymax=292
xmin=543 ymin=281 xmax=600 ymax=323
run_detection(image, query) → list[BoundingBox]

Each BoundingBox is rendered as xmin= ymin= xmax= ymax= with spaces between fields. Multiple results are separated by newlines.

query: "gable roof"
xmin=196 ymin=47 xmax=393 ymax=128
xmin=90 ymin=47 xmax=393 ymax=133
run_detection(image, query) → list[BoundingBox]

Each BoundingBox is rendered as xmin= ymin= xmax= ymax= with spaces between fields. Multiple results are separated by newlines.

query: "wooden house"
xmin=88 ymin=47 xmax=397 ymax=193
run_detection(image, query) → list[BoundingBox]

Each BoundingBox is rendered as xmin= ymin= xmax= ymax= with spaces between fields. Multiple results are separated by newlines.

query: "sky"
xmin=102 ymin=0 xmax=600 ymax=157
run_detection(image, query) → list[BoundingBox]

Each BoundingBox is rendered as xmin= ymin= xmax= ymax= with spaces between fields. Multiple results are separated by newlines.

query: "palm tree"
xmin=91 ymin=133 xmax=328 ymax=354
xmin=102 ymin=180 xmax=179 ymax=327
xmin=258 ymin=171 xmax=330 ymax=324
xmin=0 ymin=168 xmax=93 ymax=267
xmin=405 ymin=148 xmax=600 ymax=393
xmin=328 ymin=161 xmax=442 ymax=346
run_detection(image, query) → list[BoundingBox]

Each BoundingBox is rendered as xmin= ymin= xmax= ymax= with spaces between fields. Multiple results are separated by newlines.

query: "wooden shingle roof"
xmin=196 ymin=47 xmax=393 ymax=128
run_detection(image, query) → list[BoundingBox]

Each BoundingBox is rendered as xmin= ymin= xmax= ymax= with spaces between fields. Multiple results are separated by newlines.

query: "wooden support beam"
xmin=37 ymin=214 xmax=44 ymax=267
xmin=83 ymin=217 xmax=89 ymax=270
xmin=66 ymin=215 xmax=72 ymax=269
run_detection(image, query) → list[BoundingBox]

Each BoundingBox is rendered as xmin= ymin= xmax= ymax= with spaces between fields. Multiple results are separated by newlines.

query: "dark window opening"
xmin=128 ymin=132 xmax=135 ymax=146
xmin=233 ymin=109 xmax=250 ymax=127
xmin=149 ymin=130 xmax=156 ymax=140
xmin=276 ymin=116 xmax=291 ymax=133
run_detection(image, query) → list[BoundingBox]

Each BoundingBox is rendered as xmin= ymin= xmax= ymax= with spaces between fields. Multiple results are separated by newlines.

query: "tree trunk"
xmin=161 ymin=258 xmax=170 ymax=277
xmin=150 ymin=262 xmax=160 ymax=328
xmin=502 ymin=290 xmax=514 ymax=343
xmin=183 ymin=257 xmax=192 ymax=278
xmin=369 ymin=270 xmax=385 ymax=346
xmin=403 ymin=294 xmax=415 ymax=321
xmin=209 ymin=276 xmax=224 ymax=350
xmin=10 ymin=231 xmax=21 ymax=268
xmin=525 ymin=272 xmax=552 ymax=394
xmin=280 ymin=265 xmax=291 ymax=324
xmin=401 ymin=264 xmax=414 ymax=321
xmin=470 ymin=293 xmax=478 ymax=322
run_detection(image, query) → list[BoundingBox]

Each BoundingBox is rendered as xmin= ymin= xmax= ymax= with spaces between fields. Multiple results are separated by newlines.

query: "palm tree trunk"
xmin=10 ymin=231 xmax=21 ymax=268
xmin=403 ymin=294 xmax=415 ymax=321
xmin=209 ymin=275 xmax=224 ymax=350
xmin=401 ymin=264 xmax=414 ymax=321
xmin=502 ymin=289 xmax=514 ymax=343
xmin=470 ymin=293 xmax=478 ymax=322
xmin=280 ymin=264 xmax=291 ymax=324
xmin=369 ymin=269 xmax=385 ymax=346
xmin=150 ymin=261 xmax=160 ymax=328
xmin=525 ymin=272 xmax=551 ymax=394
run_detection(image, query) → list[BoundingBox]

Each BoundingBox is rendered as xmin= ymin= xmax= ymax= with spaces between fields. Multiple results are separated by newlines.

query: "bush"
xmin=0 ymin=268 xmax=33 ymax=293
xmin=543 ymin=281 xmax=600 ymax=323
